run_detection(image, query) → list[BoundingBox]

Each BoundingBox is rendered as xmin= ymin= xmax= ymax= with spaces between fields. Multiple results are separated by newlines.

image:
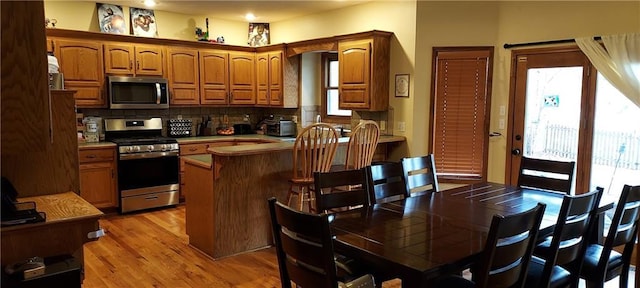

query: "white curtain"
xmin=576 ymin=33 xmax=640 ymax=108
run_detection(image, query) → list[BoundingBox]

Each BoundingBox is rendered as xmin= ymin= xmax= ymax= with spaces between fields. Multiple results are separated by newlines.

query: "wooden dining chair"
xmin=525 ymin=187 xmax=604 ymax=288
xmin=434 ymin=203 xmax=546 ymax=288
xmin=366 ymin=161 xmax=409 ymax=204
xmin=401 ymin=154 xmax=439 ymax=196
xmin=344 ymin=120 xmax=380 ymax=170
xmin=286 ymin=123 xmax=339 ymax=212
xmin=267 ymin=197 xmax=376 ymax=288
xmin=313 ymin=168 xmax=370 ymax=214
xmin=579 ymin=185 xmax=640 ymax=288
xmin=518 ymin=156 xmax=575 ymax=194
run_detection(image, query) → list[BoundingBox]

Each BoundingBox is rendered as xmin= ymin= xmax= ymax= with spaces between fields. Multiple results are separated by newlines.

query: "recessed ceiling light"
xmin=245 ymin=13 xmax=256 ymax=21
xmin=144 ymin=0 xmax=157 ymax=7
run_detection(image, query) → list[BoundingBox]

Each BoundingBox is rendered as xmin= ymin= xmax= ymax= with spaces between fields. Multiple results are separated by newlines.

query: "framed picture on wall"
xmin=97 ymin=3 xmax=126 ymax=34
xmin=395 ymin=74 xmax=410 ymax=97
xmin=130 ymin=7 xmax=158 ymax=37
xmin=247 ymin=23 xmax=270 ymax=47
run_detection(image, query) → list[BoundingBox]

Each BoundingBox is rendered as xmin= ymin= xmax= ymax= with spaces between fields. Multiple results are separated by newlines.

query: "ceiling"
xmin=106 ymin=0 xmax=372 ymax=22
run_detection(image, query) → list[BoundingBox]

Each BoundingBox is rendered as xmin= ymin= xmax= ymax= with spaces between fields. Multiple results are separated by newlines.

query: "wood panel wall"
xmin=1 ymin=0 xmax=50 ymax=154
xmin=2 ymin=90 xmax=80 ymax=196
xmin=1 ymin=1 xmax=80 ymax=197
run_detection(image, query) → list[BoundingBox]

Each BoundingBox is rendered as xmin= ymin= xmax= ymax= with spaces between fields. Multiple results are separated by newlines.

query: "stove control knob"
xmin=160 ymin=144 xmax=167 ymax=151
xmin=126 ymin=147 xmax=133 ymax=153
xmin=147 ymin=145 xmax=155 ymax=151
xmin=134 ymin=146 xmax=141 ymax=152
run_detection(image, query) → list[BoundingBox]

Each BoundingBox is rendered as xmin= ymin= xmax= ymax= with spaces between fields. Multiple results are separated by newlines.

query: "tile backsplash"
xmin=80 ymin=107 xmax=298 ymax=137
xmin=80 ymin=105 xmax=393 ymax=137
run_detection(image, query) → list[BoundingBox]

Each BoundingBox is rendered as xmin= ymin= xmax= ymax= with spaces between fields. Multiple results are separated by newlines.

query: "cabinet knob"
xmin=137 ymin=61 xmax=140 ymax=70
xmin=129 ymin=60 xmax=133 ymax=69
xmin=86 ymin=154 xmax=97 ymax=158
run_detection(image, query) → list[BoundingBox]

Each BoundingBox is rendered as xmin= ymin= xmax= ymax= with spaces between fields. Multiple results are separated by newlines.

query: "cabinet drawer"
xmin=79 ymin=148 xmax=115 ymax=163
xmin=180 ymin=142 xmax=235 ymax=156
xmin=180 ymin=143 xmax=209 ymax=156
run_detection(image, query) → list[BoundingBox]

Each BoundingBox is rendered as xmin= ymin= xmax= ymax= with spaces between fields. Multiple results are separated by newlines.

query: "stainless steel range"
xmin=104 ymin=118 xmax=180 ymax=213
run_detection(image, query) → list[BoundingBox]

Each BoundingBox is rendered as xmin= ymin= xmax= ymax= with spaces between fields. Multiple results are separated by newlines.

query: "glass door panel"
xmin=523 ymin=67 xmax=583 ymax=166
xmin=591 ymin=73 xmax=640 ymax=204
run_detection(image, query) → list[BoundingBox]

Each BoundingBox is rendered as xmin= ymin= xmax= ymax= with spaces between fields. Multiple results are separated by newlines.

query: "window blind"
xmin=433 ymin=51 xmax=490 ymax=179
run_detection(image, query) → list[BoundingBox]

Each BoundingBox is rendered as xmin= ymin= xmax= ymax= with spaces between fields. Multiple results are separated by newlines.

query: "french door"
xmin=506 ymin=47 xmax=595 ymax=194
xmin=508 ymin=45 xmax=640 ymax=197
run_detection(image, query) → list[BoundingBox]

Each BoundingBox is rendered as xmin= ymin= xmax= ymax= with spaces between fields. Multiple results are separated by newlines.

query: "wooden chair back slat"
xmin=367 ymin=161 xmax=409 ymax=204
xmin=292 ymin=123 xmax=339 ymax=180
xmin=268 ymin=198 xmax=338 ymax=288
xmin=402 ymin=154 xmax=439 ymax=196
xmin=475 ymin=203 xmax=546 ymax=288
xmin=345 ymin=121 xmax=380 ymax=170
xmin=314 ymin=168 xmax=370 ymax=213
xmin=518 ymin=156 xmax=575 ymax=194
xmin=533 ymin=188 xmax=603 ymax=287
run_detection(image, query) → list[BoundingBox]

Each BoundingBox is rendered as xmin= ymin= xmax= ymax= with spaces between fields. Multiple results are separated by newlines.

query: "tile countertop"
xmin=78 ymin=134 xmax=406 ymax=156
xmin=175 ymin=134 xmax=294 ymax=144
xmin=205 ymin=135 xmax=406 ymax=157
xmin=77 ymin=141 xmax=117 ymax=149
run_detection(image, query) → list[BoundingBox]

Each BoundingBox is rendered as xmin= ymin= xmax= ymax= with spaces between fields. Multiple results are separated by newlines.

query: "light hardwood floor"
xmin=83 ymin=204 xmax=632 ymax=288
xmin=83 ymin=204 xmax=401 ymax=287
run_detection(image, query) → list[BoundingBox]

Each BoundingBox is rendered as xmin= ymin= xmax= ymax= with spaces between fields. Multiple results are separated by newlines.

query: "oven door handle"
xmin=119 ymin=151 xmax=179 ymax=160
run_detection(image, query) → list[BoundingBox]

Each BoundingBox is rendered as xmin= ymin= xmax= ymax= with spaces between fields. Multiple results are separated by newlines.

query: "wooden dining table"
xmin=329 ymin=182 xmax=613 ymax=287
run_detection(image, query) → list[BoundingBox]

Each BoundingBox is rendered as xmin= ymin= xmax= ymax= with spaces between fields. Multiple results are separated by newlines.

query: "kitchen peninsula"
xmin=181 ymin=135 xmax=404 ymax=259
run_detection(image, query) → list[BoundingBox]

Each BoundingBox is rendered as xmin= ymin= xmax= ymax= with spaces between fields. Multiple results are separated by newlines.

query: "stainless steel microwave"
xmin=108 ymin=76 xmax=169 ymax=109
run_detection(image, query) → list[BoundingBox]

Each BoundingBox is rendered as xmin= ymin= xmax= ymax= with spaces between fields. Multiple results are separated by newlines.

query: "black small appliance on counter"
xmin=233 ymin=124 xmax=254 ymax=135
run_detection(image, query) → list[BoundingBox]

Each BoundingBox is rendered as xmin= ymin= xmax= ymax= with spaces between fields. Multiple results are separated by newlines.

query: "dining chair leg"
xmin=286 ymin=184 xmax=294 ymax=207
xmin=299 ymin=185 xmax=306 ymax=212
xmin=620 ymin=265 xmax=630 ymax=288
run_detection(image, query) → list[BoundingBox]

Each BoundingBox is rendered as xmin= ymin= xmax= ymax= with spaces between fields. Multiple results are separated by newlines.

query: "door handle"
xmin=512 ymin=148 xmax=521 ymax=155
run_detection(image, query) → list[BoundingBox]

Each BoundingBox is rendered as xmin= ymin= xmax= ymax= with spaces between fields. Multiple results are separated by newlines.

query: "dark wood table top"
xmin=329 ymin=182 xmax=611 ymax=287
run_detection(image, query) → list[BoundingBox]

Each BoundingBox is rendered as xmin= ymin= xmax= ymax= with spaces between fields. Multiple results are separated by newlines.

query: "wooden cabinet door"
xmin=54 ymin=39 xmax=105 ymax=107
xmin=229 ymin=51 xmax=255 ymax=105
xmin=256 ymin=52 xmax=269 ymax=106
xmin=167 ymin=47 xmax=199 ymax=105
xmin=338 ymin=39 xmax=371 ymax=110
xmin=135 ymin=45 xmax=163 ymax=76
xmin=104 ymin=43 xmax=134 ymax=75
xmin=268 ymin=52 xmax=283 ymax=106
xmin=199 ymin=50 xmax=228 ymax=105
xmin=79 ymin=161 xmax=117 ymax=208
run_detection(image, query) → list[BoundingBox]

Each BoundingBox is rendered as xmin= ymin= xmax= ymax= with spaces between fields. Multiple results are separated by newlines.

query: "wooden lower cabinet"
xmin=78 ymin=146 xmax=118 ymax=208
xmin=179 ymin=141 xmax=235 ymax=199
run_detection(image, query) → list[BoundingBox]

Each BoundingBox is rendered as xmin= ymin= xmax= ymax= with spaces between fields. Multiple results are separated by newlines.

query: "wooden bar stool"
xmin=344 ymin=120 xmax=380 ymax=170
xmin=286 ymin=123 xmax=339 ymax=212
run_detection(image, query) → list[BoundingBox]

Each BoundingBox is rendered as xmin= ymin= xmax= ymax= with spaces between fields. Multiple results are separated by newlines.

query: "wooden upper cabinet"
xmin=199 ymin=50 xmax=229 ymax=105
xmin=228 ymin=51 xmax=255 ymax=105
xmin=135 ymin=45 xmax=163 ymax=76
xmin=167 ymin=47 xmax=199 ymax=105
xmin=104 ymin=43 xmax=163 ymax=76
xmin=268 ymin=52 xmax=283 ymax=106
xmin=338 ymin=32 xmax=390 ymax=111
xmin=256 ymin=52 xmax=269 ymax=106
xmin=256 ymin=51 xmax=284 ymax=107
xmin=54 ymin=39 xmax=105 ymax=107
xmin=104 ymin=43 xmax=134 ymax=75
